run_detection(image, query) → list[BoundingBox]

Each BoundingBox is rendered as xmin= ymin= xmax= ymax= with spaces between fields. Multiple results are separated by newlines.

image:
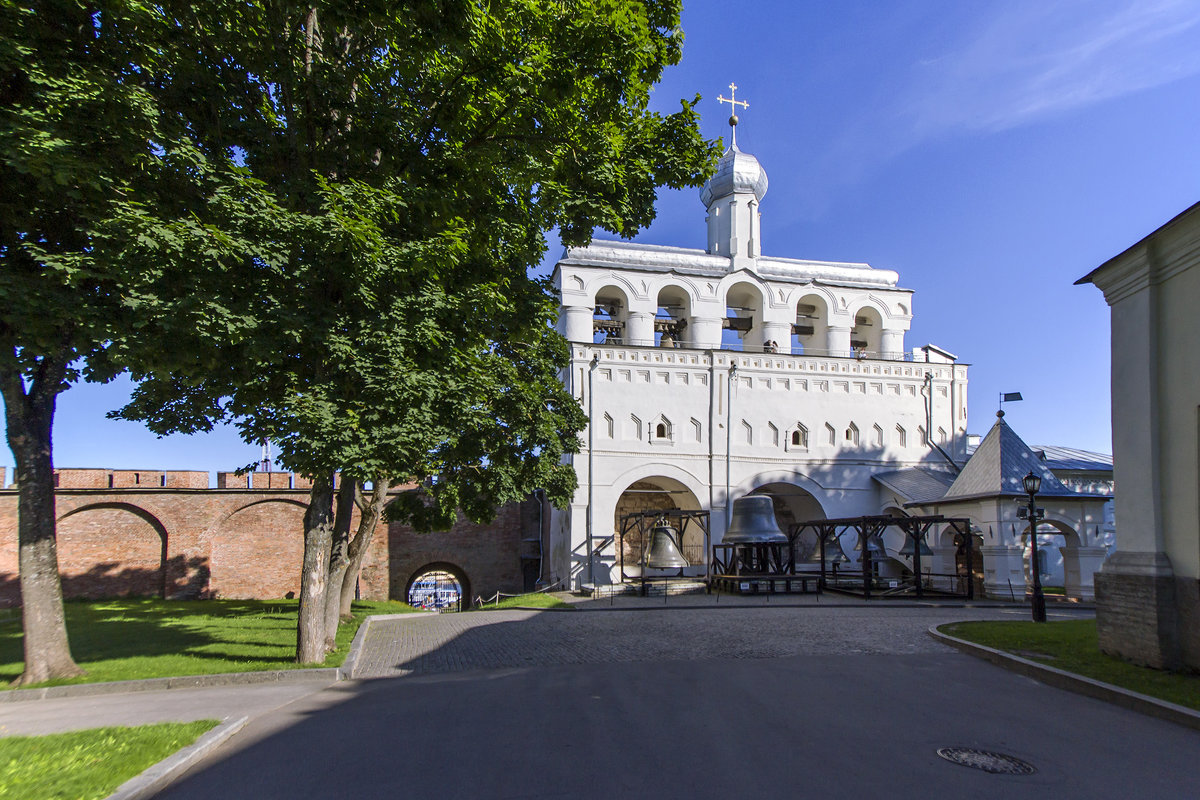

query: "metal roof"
xmin=873 ymin=467 xmax=958 ymax=505
xmin=965 ymin=442 xmax=1112 ymax=473
xmin=944 ymin=415 xmax=1080 ymax=501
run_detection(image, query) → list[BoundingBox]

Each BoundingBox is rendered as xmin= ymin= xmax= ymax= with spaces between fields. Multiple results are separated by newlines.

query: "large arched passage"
xmin=56 ymin=503 xmax=168 ymax=599
xmin=613 ymin=476 xmax=704 ymax=575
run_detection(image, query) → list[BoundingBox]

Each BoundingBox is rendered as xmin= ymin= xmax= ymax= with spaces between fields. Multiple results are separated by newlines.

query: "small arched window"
xmin=845 ymin=423 xmax=860 ymax=446
xmin=791 ymin=430 xmax=802 ymax=446
xmin=655 ymin=423 xmax=667 ymax=439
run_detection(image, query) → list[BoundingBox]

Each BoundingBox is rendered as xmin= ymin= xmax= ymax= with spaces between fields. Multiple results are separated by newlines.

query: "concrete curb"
xmin=0 ymin=668 xmax=341 ymax=704
xmin=104 ymin=715 xmax=249 ymax=800
xmin=929 ymin=626 xmax=1200 ymax=732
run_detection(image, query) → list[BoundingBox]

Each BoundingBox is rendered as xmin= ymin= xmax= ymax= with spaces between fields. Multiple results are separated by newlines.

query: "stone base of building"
xmin=1094 ymin=552 xmax=1198 ymax=671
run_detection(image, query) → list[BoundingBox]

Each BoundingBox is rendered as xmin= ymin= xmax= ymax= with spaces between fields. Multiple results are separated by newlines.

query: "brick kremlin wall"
xmin=0 ymin=469 xmax=543 ymax=606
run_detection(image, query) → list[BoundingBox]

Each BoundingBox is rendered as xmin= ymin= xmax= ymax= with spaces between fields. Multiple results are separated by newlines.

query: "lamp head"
xmin=1022 ymin=470 xmax=1042 ymax=496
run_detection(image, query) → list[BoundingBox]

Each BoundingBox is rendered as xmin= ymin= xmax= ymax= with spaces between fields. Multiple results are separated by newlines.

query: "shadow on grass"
xmin=0 ymin=598 xmax=412 ymax=687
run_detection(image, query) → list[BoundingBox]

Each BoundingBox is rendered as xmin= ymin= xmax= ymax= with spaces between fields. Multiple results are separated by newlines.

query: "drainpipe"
xmin=923 ymin=372 xmax=959 ymax=472
xmin=586 ymin=353 xmax=599 ymax=585
xmin=726 ymin=362 xmax=738 ymax=529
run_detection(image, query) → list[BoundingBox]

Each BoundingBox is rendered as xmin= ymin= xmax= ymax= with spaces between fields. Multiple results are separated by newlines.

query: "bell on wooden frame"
xmin=855 ymin=532 xmax=889 ymax=562
xmin=643 ymin=521 xmax=689 ymax=569
xmin=808 ymin=531 xmax=850 ymax=563
xmin=723 ymin=495 xmax=788 ymax=544
xmin=898 ymin=533 xmax=933 ymax=558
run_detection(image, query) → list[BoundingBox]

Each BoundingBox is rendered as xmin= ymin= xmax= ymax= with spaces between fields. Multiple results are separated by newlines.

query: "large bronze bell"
xmin=643 ymin=522 xmax=689 ymax=569
xmin=723 ymin=495 xmax=788 ymax=544
xmin=808 ymin=532 xmax=850 ymax=563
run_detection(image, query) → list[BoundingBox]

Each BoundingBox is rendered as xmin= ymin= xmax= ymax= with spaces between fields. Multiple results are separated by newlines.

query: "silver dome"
xmin=700 ymin=145 xmax=768 ymax=207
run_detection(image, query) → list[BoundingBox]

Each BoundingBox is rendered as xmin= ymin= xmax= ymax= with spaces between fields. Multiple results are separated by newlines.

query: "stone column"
xmin=826 ymin=325 xmax=851 ymax=358
xmin=981 ymin=545 xmax=1026 ymax=599
xmin=560 ymin=306 xmax=594 ymax=343
xmin=760 ymin=321 xmax=791 ymax=354
xmin=1095 ymin=280 xmax=1183 ymax=668
xmin=880 ymin=329 xmax=905 ymax=360
xmin=688 ymin=315 xmax=723 ymax=349
xmin=625 ymin=311 xmax=655 ymax=347
xmin=1063 ymin=546 xmax=1109 ymax=602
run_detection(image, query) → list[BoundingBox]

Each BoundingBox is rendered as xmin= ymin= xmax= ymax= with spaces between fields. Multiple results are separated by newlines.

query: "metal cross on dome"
xmin=717 ymin=82 xmax=749 ymax=146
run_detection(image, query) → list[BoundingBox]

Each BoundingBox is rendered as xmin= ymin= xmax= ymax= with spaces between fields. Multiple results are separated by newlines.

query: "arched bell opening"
xmin=655 ymin=285 xmax=691 ymax=348
xmin=791 ymin=293 xmax=830 ymax=355
xmin=593 ymin=285 xmax=630 ymax=345
xmin=723 ymin=281 xmax=765 ymax=351
xmin=614 ymin=478 xmax=705 ymax=579
xmin=850 ymin=305 xmax=884 ymax=357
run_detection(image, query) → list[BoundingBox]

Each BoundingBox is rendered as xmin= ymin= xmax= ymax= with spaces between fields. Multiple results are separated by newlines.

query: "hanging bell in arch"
xmin=899 ymin=533 xmax=933 ymax=558
xmin=723 ymin=495 xmax=788 ymax=544
xmin=643 ymin=522 xmax=689 ymax=569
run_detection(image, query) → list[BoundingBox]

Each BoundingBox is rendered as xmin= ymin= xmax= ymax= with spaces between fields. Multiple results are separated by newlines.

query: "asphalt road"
xmin=153 ymin=605 xmax=1200 ymax=800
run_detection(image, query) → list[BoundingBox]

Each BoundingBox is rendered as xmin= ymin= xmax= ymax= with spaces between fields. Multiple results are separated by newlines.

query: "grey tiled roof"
xmin=945 ymin=416 xmax=1079 ymax=500
xmin=873 ymin=467 xmax=958 ymax=505
xmin=964 ymin=442 xmax=1112 ymax=473
xmin=1031 ymin=445 xmax=1112 ymax=472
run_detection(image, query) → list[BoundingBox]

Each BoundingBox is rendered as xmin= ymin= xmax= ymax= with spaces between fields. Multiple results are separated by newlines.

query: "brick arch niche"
xmin=57 ymin=503 xmax=168 ymax=599
xmin=210 ymin=500 xmax=306 ymax=599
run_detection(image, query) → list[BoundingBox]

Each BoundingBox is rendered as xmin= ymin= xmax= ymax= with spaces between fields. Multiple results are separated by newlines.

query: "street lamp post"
xmin=1020 ymin=470 xmax=1047 ymax=623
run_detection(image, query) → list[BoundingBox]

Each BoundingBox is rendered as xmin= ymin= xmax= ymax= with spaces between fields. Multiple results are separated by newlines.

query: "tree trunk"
xmin=0 ymin=357 xmax=85 ymax=685
xmin=339 ymin=476 xmax=391 ymax=619
xmin=323 ymin=476 xmax=357 ymax=652
xmin=297 ymin=471 xmax=335 ymax=664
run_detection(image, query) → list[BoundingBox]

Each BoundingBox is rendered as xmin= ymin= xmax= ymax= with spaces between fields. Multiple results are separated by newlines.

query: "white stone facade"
xmin=547 ymin=143 xmax=970 ymax=589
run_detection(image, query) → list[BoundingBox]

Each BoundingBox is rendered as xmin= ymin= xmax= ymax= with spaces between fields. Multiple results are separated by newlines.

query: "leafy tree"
xmin=0 ymin=0 xmax=192 ymax=685
xmin=109 ymin=0 xmax=717 ymax=662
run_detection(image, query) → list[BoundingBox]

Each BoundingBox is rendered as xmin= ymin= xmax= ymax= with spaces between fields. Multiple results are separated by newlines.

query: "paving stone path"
xmin=353 ymin=602 xmax=1034 ymax=678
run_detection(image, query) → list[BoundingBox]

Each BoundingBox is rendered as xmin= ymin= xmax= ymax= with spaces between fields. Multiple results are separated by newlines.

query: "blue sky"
xmin=6 ymin=0 xmax=1200 ymax=479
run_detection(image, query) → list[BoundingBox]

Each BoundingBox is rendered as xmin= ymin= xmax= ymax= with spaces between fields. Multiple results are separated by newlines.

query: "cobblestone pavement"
xmin=353 ymin=601 xmax=1068 ymax=678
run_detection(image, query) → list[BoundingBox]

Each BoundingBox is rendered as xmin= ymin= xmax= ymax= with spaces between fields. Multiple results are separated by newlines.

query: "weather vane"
xmin=717 ymin=82 xmax=749 ymax=147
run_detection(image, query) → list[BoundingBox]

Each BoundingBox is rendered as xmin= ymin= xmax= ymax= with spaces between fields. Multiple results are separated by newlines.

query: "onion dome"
xmin=700 ymin=145 xmax=769 ymax=207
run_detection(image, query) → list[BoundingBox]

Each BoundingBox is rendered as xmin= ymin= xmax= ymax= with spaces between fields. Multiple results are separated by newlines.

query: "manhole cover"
xmin=936 ymin=747 xmax=1036 ymax=775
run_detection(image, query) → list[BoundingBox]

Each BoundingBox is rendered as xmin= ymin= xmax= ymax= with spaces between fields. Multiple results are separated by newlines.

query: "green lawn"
xmin=472 ymin=591 xmax=574 ymax=611
xmin=0 ymin=598 xmax=417 ymax=690
xmin=940 ymin=619 xmax=1200 ymax=711
xmin=0 ymin=720 xmax=217 ymax=800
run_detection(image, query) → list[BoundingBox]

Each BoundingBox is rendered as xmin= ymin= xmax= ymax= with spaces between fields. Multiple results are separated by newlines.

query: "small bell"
xmin=808 ymin=533 xmax=850 ymax=563
xmin=899 ymin=534 xmax=933 ymax=558
xmin=856 ymin=533 xmax=889 ymax=562
xmin=643 ymin=523 xmax=689 ymax=569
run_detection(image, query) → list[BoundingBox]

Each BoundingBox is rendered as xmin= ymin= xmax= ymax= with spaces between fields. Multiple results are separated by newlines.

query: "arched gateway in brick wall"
xmin=0 ymin=469 xmax=541 ymax=606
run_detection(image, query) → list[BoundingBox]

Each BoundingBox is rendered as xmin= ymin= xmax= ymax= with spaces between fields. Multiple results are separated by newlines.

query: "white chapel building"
xmin=545 ymin=118 xmax=1108 ymax=597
